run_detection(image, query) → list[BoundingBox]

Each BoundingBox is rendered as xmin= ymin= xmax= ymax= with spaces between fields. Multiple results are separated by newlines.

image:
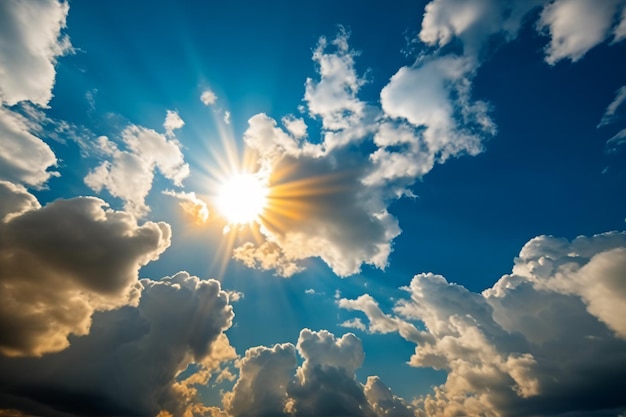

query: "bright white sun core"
xmin=216 ymin=173 xmax=269 ymax=226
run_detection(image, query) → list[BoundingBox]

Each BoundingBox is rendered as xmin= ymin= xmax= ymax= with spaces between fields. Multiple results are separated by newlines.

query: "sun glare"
xmin=216 ymin=173 xmax=268 ymax=225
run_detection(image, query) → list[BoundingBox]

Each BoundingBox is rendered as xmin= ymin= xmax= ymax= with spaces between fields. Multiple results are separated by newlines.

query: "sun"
xmin=216 ymin=173 xmax=269 ymax=225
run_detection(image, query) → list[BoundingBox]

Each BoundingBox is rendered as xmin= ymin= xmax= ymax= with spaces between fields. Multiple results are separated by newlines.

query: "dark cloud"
xmin=224 ymin=329 xmax=412 ymax=417
xmin=0 ymin=272 xmax=236 ymax=417
xmin=0 ymin=183 xmax=171 ymax=357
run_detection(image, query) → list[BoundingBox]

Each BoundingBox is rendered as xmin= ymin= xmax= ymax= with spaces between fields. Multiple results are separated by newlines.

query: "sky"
xmin=1 ymin=0 xmax=626 ymax=416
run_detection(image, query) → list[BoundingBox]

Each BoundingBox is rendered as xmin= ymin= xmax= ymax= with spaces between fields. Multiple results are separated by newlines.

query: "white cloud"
xmin=223 ymin=110 xmax=231 ymax=124
xmin=85 ymin=120 xmax=190 ymax=218
xmin=380 ymin=55 xmax=494 ymax=164
xmin=0 ymin=183 xmax=171 ymax=357
xmin=163 ymin=110 xmax=185 ymax=136
xmin=340 ymin=232 xmax=626 ymax=416
xmin=339 ymin=317 xmax=366 ymax=332
xmin=419 ymin=0 xmax=546 ymax=54
xmin=0 ymin=0 xmax=72 ymax=107
xmin=304 ymin=28 xmax=369 ymax=143
xmin=537 ymin=0 xmax=625 ymax=64
xmin=200 ymin=89 xmax=218 ymax=106
xmin=0 ymin=272 xmax=236 ymax=417
xmin=0 ymin=107 xmax=58 ymax=188
xmin=162 ymin=189 xmax=209 ymax=224
xmin=282 ymin=115 xmax=307 ymax=139
xmin=338 ymin=294 xmax=423 ymax=343
xmin=236 ymin=29 xmax=499 ymax=278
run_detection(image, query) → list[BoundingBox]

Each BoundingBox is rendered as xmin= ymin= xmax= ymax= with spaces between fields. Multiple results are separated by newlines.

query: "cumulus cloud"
xmin=201 ymin=89 xmax=218 ymax=106
xmin=0 ymin=183 xmax=171 ymax=357
xmin=0 ymin=272 xmax=236 ymax=417
xmin=232 ymin=25 xmax=503 ymax=278
xmin=340 ymin=232 xmax=626 ymax=416
xmin=537 ymin=0 xmax=626 ymax=64
xmin=223 ymin=342 xmax=297 ymax=417
xmin=223 ymin=329 xmax=411 ymax=417
xmin=239 ymin=128 xmax=402 ymax=276
xmin=0 ymin=0 xmax=72 ymax=107
xmin=419 ymin=0 xmax=626 ymax=69
xmin=164 ymin=110 xmax=185 ymax=137
xmin=85 ymin=119 xmax=190 ymax=218
xmin=364 ymin=376 xmax=414 ymax=417
xmin=378 ymin=55 xmax=495 ymax=183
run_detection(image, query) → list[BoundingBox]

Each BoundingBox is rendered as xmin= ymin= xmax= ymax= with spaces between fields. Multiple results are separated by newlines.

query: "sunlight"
xmin=216 ymin=172 xmax=269 ymax=225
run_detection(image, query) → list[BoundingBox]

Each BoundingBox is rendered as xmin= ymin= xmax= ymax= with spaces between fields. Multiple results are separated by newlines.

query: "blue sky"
xmin=1 ymin=1 xmax=626 ymax=416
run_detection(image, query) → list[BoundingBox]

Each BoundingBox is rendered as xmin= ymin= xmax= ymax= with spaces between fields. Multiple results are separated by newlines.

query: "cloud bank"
xmin=340 ymin=232 xmax=626 ymax=416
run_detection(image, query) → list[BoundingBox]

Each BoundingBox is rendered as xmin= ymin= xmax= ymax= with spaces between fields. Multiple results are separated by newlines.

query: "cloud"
xmin=0 ymin=182 xmax=171 ymax=357
xmin=237 ymin=135 xmax=402 ymax=277
xmin=419 ymin=0 xmax=546 ymax=55
xmin=340 ymin=231 xmax=626 ymax=416
xmin=364 ymin=376 xmax=414 ymax=417
xmin=0 ymin=0 xmax=72 ymax=107
xmin=162 ymin=189 xmax=209 ymax=224
xmin=598 ymin=85 xmax=626 ymax=127
xmin=233 ymin=241 xmax=305 ymax=278
xmin=282 ymin=115 xmax=307 ymax=139
xmin=235 ymin=28 xmax=500 ymax=278
xmin=537 ymin=0 xmax=626 ymax=64
xmin=598 ymin=85 xmax=626 ymax=152
xmin=607 ymin=128 xmax=626 ymax=151
xmin=0 ymin=107 xmax=58 ymax=188
xmin=304 ymin=27 xmax=367 ymax=135
xmin=0 ymin=181 xmax=40 ymax=222
xmin=164 ymin=110 xmax=185 ymax=137
xmin=373 ymin=52 xmax=496 ymax=189
xmin=201 ymin=89 xmax=218 ymax=106
xmin=338 ymin=294 xmax=423 ymax=343
xmin=615 ymin=5 xmax=626 ymax=42
xmin=0 ymin=272 xmax=236 ymax=417
xmin=223 ymin=329 xmax=411 ymax=417
xmin=339 ymin=317 xmax=367 ymax=332
xmin=223 ymin=342 xmax=297 ymax=417
xmin=85 ymin=119 xmax=190 ymax=218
